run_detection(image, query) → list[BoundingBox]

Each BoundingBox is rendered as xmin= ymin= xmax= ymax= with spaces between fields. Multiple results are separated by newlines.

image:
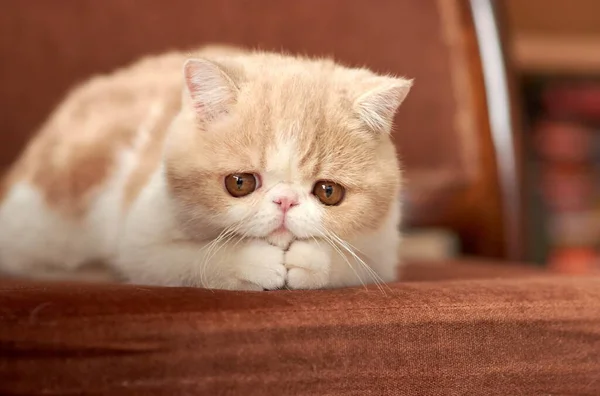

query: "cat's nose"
xmin=273 ymin=195 xmax=299 ymax=212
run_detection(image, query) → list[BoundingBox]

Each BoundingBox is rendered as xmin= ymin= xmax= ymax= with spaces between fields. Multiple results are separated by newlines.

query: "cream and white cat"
xmin=0 ymin=46 xmax=412 ymax=290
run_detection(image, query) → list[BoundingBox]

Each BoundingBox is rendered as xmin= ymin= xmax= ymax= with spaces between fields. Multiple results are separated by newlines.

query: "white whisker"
xmin=325 ymin=229 xmax=390 ymax=294
xmin=314 ymin=227 xmax=367 ymax=290
xmin=193 ymin=209 xmax=257 ymax=287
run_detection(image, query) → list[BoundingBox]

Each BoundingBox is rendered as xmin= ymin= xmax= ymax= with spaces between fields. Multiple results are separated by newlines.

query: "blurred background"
xmin=0 ymin=0 xmax=599 ymax=275
xmin=506 ymin=0 xmax=600 ymax=274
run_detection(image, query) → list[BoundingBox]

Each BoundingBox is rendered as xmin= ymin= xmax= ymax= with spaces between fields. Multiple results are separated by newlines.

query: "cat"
xmin=0 ymin=45 xmax=412 ymax=290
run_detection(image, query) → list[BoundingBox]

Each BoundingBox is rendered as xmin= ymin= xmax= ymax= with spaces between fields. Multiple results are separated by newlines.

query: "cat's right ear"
xmin=183 ymin=59 xmax=239 ymax=122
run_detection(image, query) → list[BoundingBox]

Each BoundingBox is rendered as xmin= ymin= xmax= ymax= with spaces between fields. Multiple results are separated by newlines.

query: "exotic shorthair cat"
xmin=0 ymin=46 xmax=412 ymax=290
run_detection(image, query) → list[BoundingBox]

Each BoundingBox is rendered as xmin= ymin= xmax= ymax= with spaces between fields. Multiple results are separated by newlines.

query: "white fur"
xmin=114 ymin=168 xmax=287 ymax=290
xmin=355 ymin=77 xmax=413 ymax=133
xmin=184 ymin=59 xmax=238 ymax=121
xmin=0 ymin=164 xmax=400 ymax=290
xmin=113 ymin=166 xmax=400 ymax=289
xmin=110 ymin=129 xmax=401 ymax=289
xmin=0 ymin=124 xmax=401 ymax=290
xmin=0 ymin=182 xmax=117 ymax=282
xmin=0 ymin=50 xmax=405 ymax=290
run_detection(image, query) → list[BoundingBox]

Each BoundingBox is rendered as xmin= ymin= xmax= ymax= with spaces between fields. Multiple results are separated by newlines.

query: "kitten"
xmin=0 ymin=46 xmax=412 ymax=290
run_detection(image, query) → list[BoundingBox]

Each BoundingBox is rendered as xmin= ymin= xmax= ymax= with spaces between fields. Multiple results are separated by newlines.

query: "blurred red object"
xmin=534 ymin=120 xmax=592 ymax=162
xmin=547 ymin=210 xmax=600 ymax=246
xmin=548 ymin=247 xmax=600 ymax=274
xmin=540 ymin=163 xmax=595 ymax=211
xmin=543 ymin=84 xmax=600 ymax=121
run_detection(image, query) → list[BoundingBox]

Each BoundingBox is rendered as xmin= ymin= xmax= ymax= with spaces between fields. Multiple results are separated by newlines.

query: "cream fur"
xmin=0 ymin=46 xmax=412 ymax=290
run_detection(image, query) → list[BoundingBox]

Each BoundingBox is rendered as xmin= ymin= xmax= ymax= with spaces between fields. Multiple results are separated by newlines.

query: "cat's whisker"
xmin=230 ymin=233 xmax=252 ymax=250
xmin=314 ymin=227 xmax=367 ymax=290
xmin=196 ymin=235 xmax=224 ymax=288
xmin=201 ymin=231 xmax=241 ymax=287
xmin=329 ymin=234 xmax=375 ymax=263
xmin=230 ymin=226 xmax=252 ymax=249
xmin=326 ymin=230 xmax=391 ymax=294
xmin=204 ymin=222 xmax=244 ymax=255
xmin=196 ymin=223 xmax=242 ymax=287
xmin=205 ymin=231 xmax=239 ymax=267
xmin=195 ymin=210 xmax=257 ymax=287
xmin=310 ymin=236 xmax=321 ymax=248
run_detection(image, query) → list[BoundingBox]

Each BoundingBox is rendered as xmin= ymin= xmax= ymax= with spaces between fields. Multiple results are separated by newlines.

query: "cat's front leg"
xmin=284 ymin=240 xmax=332 ymax=289
xmin=219 ymin=239 xmax=287 ymax=290
xmin=117 ymin=238 xmax=287 ymax=291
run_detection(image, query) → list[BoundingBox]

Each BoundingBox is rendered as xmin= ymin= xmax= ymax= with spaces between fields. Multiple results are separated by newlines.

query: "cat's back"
xmin=0 ymin=45 xmax=241 ymax=278
xmin=2 ymin=50 xmax=187 ymax=215
xmin=2 ymin=44 xmax=249 ymax=214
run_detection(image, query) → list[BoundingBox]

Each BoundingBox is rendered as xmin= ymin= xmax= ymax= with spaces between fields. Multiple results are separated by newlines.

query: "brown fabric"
xmin=1 ymin=261 xmax=599 ymax=395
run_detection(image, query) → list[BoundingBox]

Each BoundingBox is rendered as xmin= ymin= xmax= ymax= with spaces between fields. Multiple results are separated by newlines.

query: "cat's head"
xmin=164 ymin=52 xmax=412 ymax=247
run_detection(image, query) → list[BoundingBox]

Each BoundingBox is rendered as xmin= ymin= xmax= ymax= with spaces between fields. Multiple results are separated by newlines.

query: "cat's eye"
xmin=224 ymin=173 xmax=260 ymax=197
xmin=312 ymin=180 xmax=345 ymax=206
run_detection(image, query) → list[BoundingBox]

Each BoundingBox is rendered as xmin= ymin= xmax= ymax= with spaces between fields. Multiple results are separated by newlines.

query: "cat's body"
xmin=0 ymin=46 xmax=411 ymax=290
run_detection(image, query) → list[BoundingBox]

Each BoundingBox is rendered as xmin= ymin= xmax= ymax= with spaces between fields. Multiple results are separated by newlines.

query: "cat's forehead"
xmin=257 ymin=118 xmax=376 ymax=188
xmin=240 ymin=76 xmax=358 ymax=138
xmin=263 ymin=135 xmax=302 ymax=180
xmin=216 ymin=68 xmax=385 ymax=185
xmin=244 ymin=68 xmax=351 ymax=111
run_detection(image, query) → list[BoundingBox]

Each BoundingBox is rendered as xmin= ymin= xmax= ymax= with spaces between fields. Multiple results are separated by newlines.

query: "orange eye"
xmin=312 ymin=180 xmax=345 ymax=206
xmin=224 ymin=173 xmax=259 ymax=197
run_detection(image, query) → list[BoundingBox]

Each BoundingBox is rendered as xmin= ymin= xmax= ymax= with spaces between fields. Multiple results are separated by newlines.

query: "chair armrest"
xmin=1 ymin=275 xmax=599 ymax=395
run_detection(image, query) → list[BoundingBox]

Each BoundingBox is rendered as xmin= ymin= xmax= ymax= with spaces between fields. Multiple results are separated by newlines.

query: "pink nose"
xmin=273 ymin=196 xmax=299 ymax=212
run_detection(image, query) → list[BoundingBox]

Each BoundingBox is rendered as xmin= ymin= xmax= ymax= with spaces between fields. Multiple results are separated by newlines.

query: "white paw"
xmin=284 ymin=240 xmax=331 ymax=289
xmin=233 ymin=240 xmax=286 ymax=290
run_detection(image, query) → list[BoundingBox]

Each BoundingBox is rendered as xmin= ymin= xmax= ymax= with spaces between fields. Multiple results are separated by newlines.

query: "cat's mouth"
xmin=271 ymin=225 xmax=288 ymax=235
xmin=265 ymin=226 xmax=295 ymax=250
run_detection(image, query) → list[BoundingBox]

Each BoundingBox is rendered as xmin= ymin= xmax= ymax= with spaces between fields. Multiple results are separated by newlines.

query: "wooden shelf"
xmin=511 ymin=34 xmax=600 ymax=75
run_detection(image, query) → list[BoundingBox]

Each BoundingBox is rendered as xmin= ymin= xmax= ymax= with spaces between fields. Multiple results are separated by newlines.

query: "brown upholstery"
xmin=0 ymin=0 xmax=522 ymax=259
xmin=1 ymin=261 xmax=599 ymax=395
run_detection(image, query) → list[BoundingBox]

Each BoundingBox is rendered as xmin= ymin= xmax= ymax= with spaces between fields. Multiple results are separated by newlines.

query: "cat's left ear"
xmin=183 ymin=58 xmax=240 ymax=123
xmin=354 ymin=77 xmax=413 ymax=134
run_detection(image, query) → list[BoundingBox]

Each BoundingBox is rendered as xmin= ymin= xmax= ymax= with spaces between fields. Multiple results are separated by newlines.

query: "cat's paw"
xmin=232 ymin=240 xmax=286 ymax=291
xmin=284 ymin=240 xmax=331 ymax=289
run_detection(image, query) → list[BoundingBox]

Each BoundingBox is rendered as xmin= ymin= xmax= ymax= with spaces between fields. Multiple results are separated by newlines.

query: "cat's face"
xmin=164 ymin=54 xmax=411 ymax=246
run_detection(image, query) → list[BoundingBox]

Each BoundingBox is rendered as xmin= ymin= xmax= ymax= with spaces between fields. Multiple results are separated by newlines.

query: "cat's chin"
xmin=265 ymin=230 xmax=295 ymax=250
